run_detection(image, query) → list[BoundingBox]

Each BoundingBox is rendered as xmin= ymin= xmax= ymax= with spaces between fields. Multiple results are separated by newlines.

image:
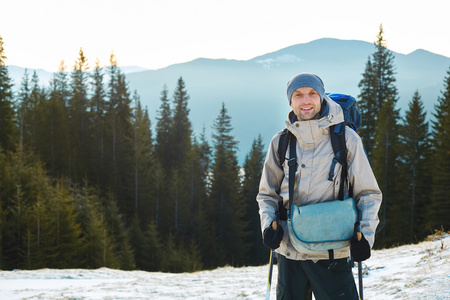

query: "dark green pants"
xmin=276 ymin=255 xmax=359 ymax=300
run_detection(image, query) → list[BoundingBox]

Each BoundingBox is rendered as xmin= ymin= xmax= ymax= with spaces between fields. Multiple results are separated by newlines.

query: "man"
xmin=257 ymin=73 xmax=382 ymax=299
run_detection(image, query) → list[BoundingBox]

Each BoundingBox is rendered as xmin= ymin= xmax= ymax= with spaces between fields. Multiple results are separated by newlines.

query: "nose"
xmin=300 ymin=95 xmax=312 ymax=104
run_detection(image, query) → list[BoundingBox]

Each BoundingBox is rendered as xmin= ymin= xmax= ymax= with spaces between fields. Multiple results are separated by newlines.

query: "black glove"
xmin=263 ymin=222 xmax=284 ymax=250
xmin=351 ymin=233 xmax=371 ymax=262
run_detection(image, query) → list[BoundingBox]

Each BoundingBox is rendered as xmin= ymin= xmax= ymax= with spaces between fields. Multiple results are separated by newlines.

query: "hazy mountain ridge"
xmin=7 ymin=38 xmax=450 ymax=164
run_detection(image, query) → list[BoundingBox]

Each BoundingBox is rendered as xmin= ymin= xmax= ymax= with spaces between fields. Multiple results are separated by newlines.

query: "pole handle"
xmin=356 ymin=231 xmax=362 ymax=241
xmin=354 ymin=222 xmax=362 ymax=241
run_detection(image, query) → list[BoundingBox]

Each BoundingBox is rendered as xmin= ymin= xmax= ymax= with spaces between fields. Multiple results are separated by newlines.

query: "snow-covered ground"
xmin=0 ymin=236 xmax=449 ymax=300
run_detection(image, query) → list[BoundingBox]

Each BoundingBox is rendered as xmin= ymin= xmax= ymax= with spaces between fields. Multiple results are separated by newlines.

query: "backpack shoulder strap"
xmin=287 ymin=133 xmax=297 ymax=219
xmin=277 ymin=128 xmax=291 ymax=166
xmin=276 ymin=128 xmax=295 ymax=221
xmin=329 ymin=123 xmax=350 ymax=200
xmin=326 ymin=93 xmax=360 ymax=200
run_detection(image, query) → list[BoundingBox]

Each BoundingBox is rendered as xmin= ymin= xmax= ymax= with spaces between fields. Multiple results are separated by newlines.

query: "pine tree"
xmin=3 ymin=177 xmax=27 ymax=268
xmin=28 ymin=71 xmax=45 ymax=152
xmin=210 ymin=103 xmax=248 ymax=266
xmin=169 ymin=77 xmax=192 ymax=170
xmin=187 ymin=129 xmax=211 ymax=260
xmin=242 ymin=135 xmax=267 ymax=265
xmin=185 ymin=238 xmax=203 ymax=271
xmin=429 ymin=67 xmax=450 ymax=232
xmin=132 ymin=93 xmax=154 ymax=225
xmin=68 ymin=48 xmax=90 ymax=181
xmin=129 ymin=218 xmax=146 ymax=270
xmin=74 ymin=183 xmax=114 ymax=269
xmin=88 ymin=58 xmax=107 ymax=189
xmin=18 ymin=163 xmax=52 ymax=269
xmin=0 ymin=150 xmax=38 ymax=269
xmin=0 ymin=35 xmax=16 ymax=151
xmin=103 ymin=191 xmax=136 ymax=270
xmin=45 ymin=179 xmax=85 ymax=269
xmin=160 ymin=232 xmax=182 ymax=272
xmin=356 ymin=25 xmax=400 ymax=245
xmin=167 ymin=77 xmax=193 ymax=237
xmin=103 ymin=53 xmax=119 ymax=195
xmin=372 ymin=95 xmax=401 ymax=246
xmin=114 ymin=71 xmax=135 ymax=220
xmin=140 ymin=221 xmax=161 ymax=271
xmin=45 ymin=61 xmax=70 ymax=177
xmin=399 ymin=91 xmax=431 ymax=241
xmin=154 ymin=85 xmax=171 ymax=228
xmin=357 ymin=59 xmax=377 ymax=155
xmin=358 ymin=24 xmax=398 ymax=159
xmin=91 ymin=59 xmax=106 ymax=117
xmin=37 ymin=72 xmax=71 ymax=178
xmin=54 ymin=60 xmax=71 ymax=105
xmin=104 ymin=54 xmax=134 ymax=220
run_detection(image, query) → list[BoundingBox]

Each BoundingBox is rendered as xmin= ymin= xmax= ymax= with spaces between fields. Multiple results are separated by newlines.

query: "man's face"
xmin=290 ymin=86 xmax=322 ymax=121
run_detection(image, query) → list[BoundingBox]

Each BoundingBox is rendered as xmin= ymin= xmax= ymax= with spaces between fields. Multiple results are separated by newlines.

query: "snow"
xmin=0 ymin=237 xmax=449 ymax=300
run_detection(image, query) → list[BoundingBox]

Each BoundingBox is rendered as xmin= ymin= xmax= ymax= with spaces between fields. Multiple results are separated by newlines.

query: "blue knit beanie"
xmin=286 ymin=73 xmax=325 ymax=104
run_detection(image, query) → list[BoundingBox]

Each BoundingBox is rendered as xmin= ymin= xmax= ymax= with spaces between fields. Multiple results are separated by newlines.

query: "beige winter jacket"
xmin=257 ymin=95 xmax=382 ymax=261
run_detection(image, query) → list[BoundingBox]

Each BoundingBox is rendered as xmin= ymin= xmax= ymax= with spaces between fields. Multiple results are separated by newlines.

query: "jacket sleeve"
xmin=256 ymin=132 xmax=285 ymax=235
xmin=346 ymin=129 xmax=382 ymax=248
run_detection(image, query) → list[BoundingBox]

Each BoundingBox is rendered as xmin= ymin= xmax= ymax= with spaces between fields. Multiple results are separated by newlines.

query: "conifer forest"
xmin=0 ymin=26 xmax=449 ymax=272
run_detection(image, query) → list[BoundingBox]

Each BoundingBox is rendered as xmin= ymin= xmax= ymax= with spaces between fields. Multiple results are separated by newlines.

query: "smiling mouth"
xmin=300 ymin=107 xmax=313 ymax=111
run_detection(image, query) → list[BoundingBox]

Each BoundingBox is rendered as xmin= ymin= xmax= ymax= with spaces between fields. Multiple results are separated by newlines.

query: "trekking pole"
xmin=354 ymin=222 xmax=363 ymax=300
xmin=265 ymin=221 xmax=277 ymax=300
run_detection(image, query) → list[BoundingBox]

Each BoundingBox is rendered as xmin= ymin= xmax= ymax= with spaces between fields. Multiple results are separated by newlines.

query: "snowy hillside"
xmin=0 ymin=236 xmax=448 ymax=299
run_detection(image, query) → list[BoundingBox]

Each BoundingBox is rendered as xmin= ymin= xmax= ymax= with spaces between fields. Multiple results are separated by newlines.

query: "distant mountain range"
xmin=7 ymin=38 xmax=450 ymax=164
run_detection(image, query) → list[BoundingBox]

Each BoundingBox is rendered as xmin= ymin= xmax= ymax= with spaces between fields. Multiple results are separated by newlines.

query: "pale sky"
xmin=2 ymin=0 xmax=449 ymax=72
